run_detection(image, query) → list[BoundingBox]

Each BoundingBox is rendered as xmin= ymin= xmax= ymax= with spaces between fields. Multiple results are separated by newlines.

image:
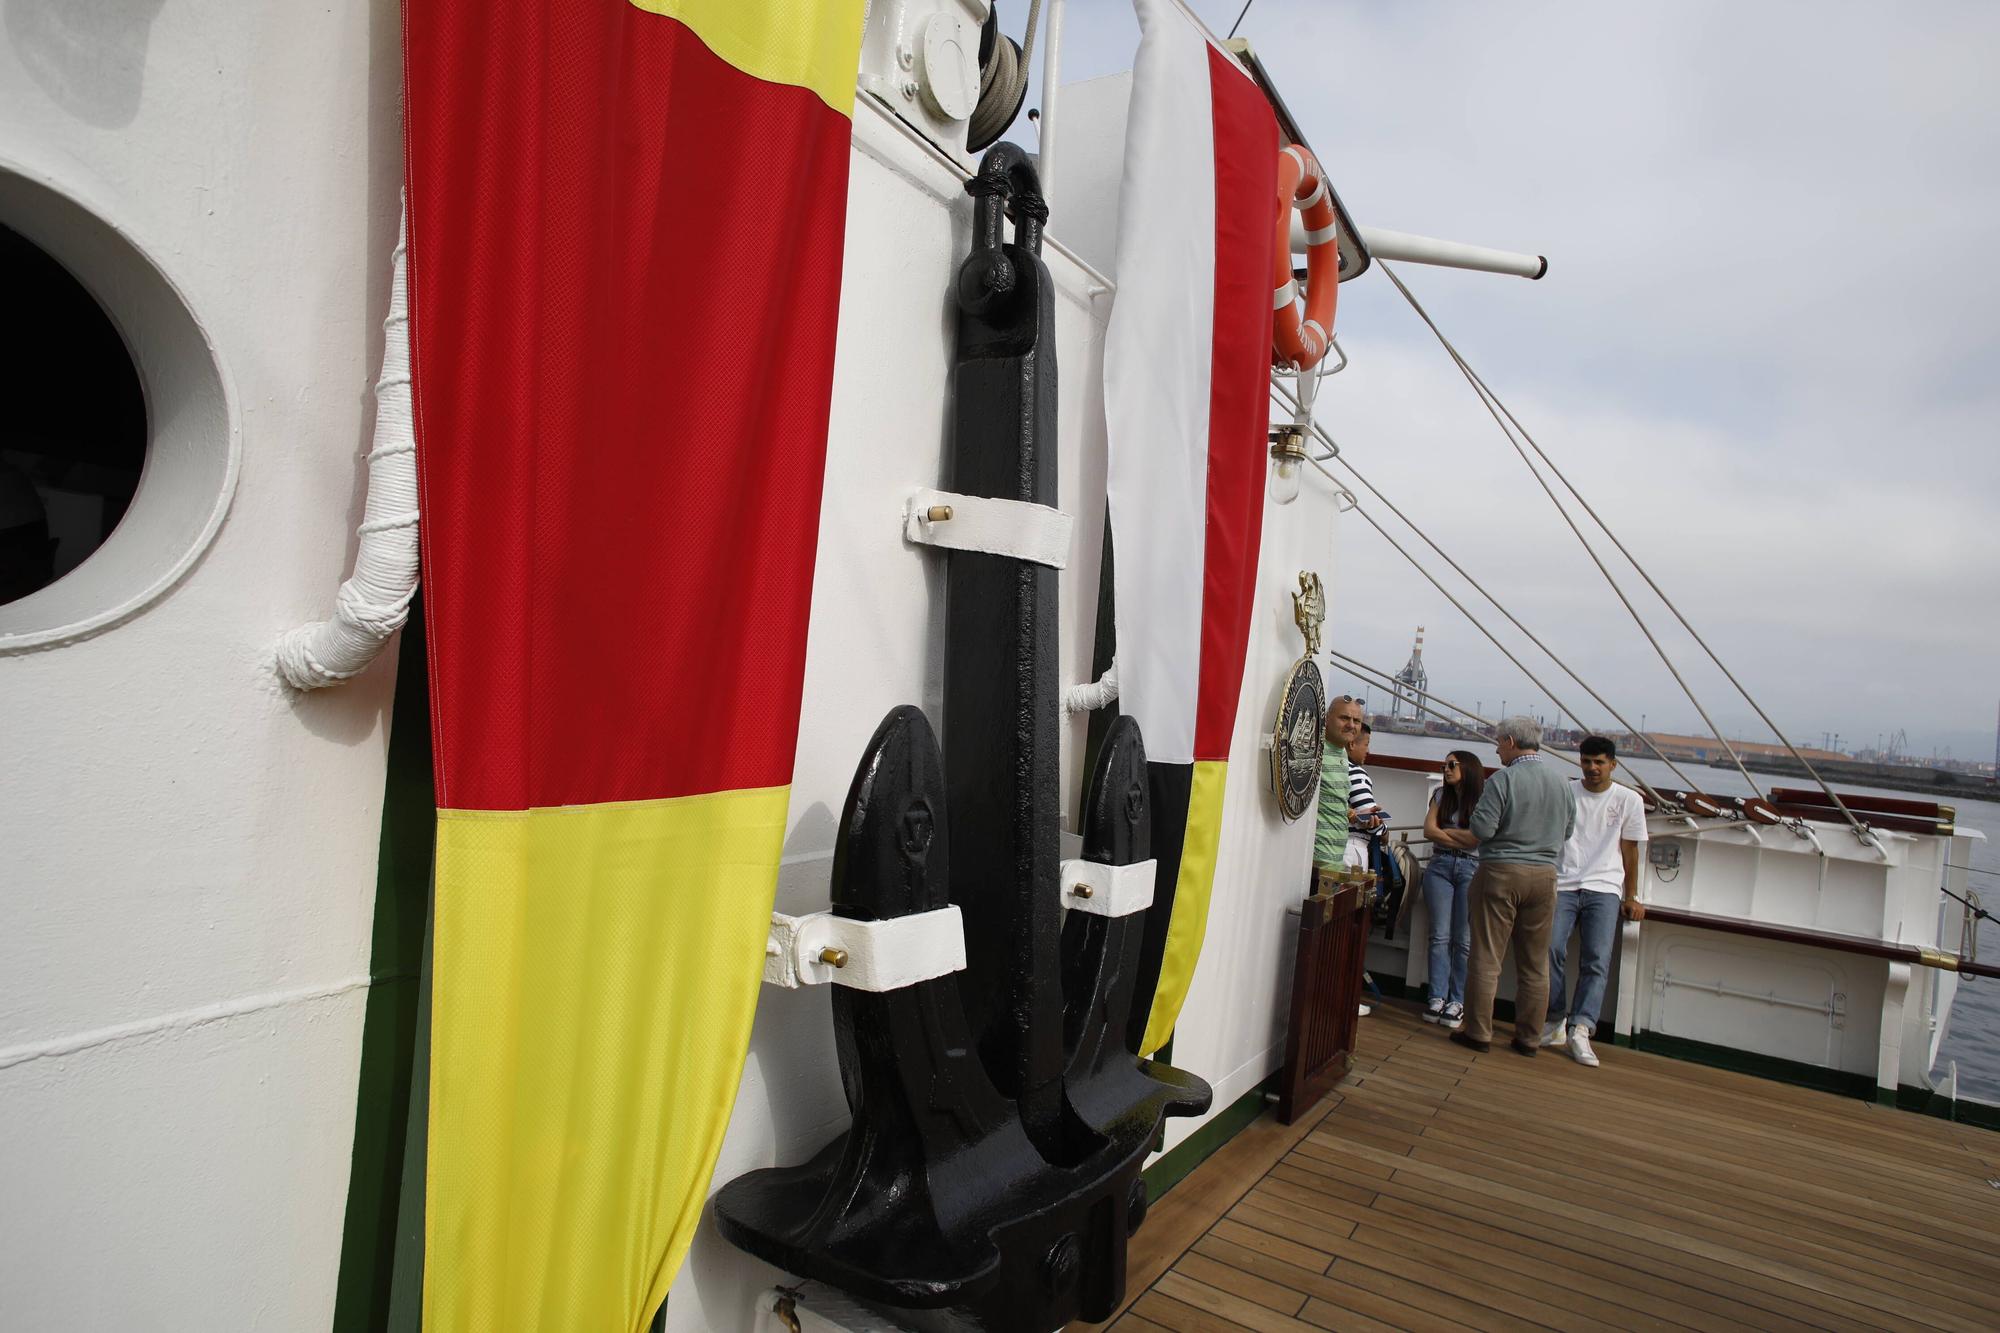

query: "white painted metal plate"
xmin=764 ymin=907 xmax=967 ymax=991
xmin=904 ymin=487 xmax=1074 ymax=568
xmin=1060 ymin=858 xmax=1157 ymax=918
xmin=918 ymin=13 xmax=980 ymax=121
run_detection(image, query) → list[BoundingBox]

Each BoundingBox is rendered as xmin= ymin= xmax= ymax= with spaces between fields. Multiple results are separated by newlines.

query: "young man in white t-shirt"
xmin=1543 ymin=735 xmax=1647 ymax=1067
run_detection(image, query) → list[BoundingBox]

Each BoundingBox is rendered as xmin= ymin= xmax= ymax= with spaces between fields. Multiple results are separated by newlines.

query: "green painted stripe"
xmin=1629 ymin=1028 xmax=1877 ymax=1099
xmin=1631 ymin=1028 xmax=2000 ymax=1131
xmin=331 ymin=614 xmax=437 ymax=1333
xmin=1142 ymin=1074 xmax=1278 ymax=1203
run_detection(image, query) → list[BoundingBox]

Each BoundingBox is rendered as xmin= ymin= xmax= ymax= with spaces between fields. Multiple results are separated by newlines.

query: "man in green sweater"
xmin=1314 ymin=695 xmax=1369 ymax=1017
xmin=1313 ymin=696 xmax=1361 ymax=873
xmin=1451 ymin=715 xmax=1576 ymax=1056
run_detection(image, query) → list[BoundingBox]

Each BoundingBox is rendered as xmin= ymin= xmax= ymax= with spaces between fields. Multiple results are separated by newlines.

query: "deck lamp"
xmin=1269 ymin=423 xmax=1307 ymax=504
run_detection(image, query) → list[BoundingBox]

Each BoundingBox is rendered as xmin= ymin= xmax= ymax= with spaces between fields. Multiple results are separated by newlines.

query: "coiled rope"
xmin=968 ymin=0 xmax=1042 ymax=153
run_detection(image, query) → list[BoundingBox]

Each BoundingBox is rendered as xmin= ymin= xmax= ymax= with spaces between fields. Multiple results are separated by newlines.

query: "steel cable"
xmin=1375 ymin=261 xmax=1888 ymax=849
xmin=1375 ymin=261 xmax=1774 ymax=810
xmin=1325 ymin=651 xmax=1665 ymax=806
xmin=1273 ymin=378 xmax=1709 ymax=794
xmin=1306 ymin=458 xmax=1672 ymax=809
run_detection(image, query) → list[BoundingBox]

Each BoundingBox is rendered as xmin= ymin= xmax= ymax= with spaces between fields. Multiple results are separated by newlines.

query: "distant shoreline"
xmin=1369 ymin=718 xmax=1992 ymax=803
xmin=1688 ymin=754 xmax=1993 ymax=802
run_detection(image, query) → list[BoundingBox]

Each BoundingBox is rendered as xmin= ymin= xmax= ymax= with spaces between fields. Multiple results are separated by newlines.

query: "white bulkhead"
xmin=1 ymin=5 xmax=404 ymax=1328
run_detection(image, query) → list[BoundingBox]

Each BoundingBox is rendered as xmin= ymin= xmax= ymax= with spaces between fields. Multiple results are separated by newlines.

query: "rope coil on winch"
xmin=967 ymin=0 xmax=1043 ymax=153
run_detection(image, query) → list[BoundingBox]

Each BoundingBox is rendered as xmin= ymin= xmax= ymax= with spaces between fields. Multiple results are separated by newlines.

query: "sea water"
xmin=1361 ymin=732 xmax=2000 ymax=1104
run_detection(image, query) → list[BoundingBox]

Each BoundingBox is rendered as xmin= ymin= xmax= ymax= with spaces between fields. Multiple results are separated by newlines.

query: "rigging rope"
xmin=1325 ymin=651 xmax=1666 ymax=806
xmin=1944 ymin=886 xmax=1994 ymax=919
xmin=1304 ymin=456 xmax=1673 ymax=809
xmin=1375 ymin=260 xmax=1777 ymax=810
xmin=1273 ymin=377 xmax=1709 ymax=794
xmin=1375 ymin=259 xmax=1884 ymax=844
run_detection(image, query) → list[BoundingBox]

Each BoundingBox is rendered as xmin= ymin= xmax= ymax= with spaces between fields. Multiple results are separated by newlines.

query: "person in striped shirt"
xmin=1345 ymin=722 xmax=1388 ymax=870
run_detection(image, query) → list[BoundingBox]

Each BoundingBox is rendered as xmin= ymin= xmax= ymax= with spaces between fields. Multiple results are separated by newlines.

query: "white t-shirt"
xmin=1557 ymin=780 xmax=1648 ymax=894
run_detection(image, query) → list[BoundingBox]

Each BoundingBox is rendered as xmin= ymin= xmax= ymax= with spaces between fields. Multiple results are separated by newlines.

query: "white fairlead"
xmin=903 ymin=488 xmax=1073 ymax=569
xmin=763 ymin=906 xmax=967 ymax=991
xmin=1061 ymin=857 xmax=1157 ymax=918
xmin=274 ymin=200 xmax=420 ymax=689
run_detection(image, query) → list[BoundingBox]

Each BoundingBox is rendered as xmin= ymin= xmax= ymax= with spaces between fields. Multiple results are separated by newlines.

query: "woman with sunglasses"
xmin=1421 ymin=750 xmax=1485 ymax=1025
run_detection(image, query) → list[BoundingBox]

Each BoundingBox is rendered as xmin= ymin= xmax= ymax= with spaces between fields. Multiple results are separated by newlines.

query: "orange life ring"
xmin=1273 ymin=145 xmax=1339 ymax=370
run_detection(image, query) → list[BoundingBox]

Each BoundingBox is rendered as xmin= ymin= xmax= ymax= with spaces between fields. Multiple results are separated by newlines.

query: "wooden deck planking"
xmin=1082 ymin=1003 xmax=2000 ymax=1331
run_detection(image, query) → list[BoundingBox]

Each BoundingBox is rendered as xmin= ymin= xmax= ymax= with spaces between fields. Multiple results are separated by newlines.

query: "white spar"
xmin=1290 ymin=217 xmax=1546 ymax=279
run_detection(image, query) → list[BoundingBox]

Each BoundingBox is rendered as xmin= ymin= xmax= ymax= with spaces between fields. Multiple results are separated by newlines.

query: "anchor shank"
xmin=944 ymin=143 xmax=1066 ymax=1139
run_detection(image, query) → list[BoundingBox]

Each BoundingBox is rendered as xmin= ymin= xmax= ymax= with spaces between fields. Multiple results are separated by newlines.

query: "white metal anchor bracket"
xmin=904 ymin=488 xmax=1073 ymax=568
xmin=763 ymin=906 xmax=967 ymax=991
xmin=1059 ymin=858 xmax=1157 ymax=918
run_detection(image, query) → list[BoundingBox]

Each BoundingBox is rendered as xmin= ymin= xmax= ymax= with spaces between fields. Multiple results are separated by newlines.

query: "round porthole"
xmin=0 ymin=160 xmax=236 ymax=652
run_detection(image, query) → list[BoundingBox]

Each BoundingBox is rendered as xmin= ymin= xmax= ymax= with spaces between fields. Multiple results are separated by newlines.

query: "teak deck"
xmin=1081 ymin=1002 xmax=2000 ymax=1332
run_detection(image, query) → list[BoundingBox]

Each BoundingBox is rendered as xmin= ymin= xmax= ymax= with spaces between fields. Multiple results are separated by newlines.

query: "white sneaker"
xmin=1541 ymin=1020 xmax=1567 ymax=1047
xmin=1423 ymin=998 xmax=1446 ymax=1024
xmin=1357 ymin=1003 xmax=1372 ymax=1018
xmin=1567 ymin=1026 xmax=1599 ymax=1067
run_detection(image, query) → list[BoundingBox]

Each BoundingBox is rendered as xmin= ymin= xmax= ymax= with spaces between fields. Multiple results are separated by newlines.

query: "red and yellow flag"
xmin=403 ymin=2 xmax=866 ymax=1327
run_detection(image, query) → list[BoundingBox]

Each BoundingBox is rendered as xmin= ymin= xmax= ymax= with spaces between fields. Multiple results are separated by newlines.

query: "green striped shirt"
xmin=1314 ymin=744 xmax=1349 ymax=867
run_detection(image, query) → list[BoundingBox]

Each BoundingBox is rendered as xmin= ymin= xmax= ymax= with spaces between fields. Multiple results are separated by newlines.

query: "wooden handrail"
xmin=1766 ymin=803 xmax=1949 ymax=837
xmin=1641 ymin=905 xmax=2000 ymax=979
xmin=1770 ymin=787 xmax=1950 ymax=820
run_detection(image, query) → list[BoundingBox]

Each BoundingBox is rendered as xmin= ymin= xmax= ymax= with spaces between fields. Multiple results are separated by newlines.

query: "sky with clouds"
xmin=1007 ymin=0 xmax=2000 ymax=763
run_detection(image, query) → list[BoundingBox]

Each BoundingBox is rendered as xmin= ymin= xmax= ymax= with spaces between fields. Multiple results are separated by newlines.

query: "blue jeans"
xmin=1548 ymin=890 xmax=1620 ymax=1030
xmin=1422 ymin=850 xmax=1477 ymax=1006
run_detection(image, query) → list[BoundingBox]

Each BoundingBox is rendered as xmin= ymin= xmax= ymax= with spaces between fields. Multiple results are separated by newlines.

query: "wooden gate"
xmin=1278 ymin=874 xmax=1371 ymax=1123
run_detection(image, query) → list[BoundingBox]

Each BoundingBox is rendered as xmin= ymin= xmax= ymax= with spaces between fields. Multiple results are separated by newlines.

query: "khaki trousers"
xmin=1462 ymin=861 xmax=1557 ymax=1046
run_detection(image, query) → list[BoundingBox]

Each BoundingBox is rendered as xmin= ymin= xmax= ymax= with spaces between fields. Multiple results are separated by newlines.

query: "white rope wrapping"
xmin=1062 ymin=656 xmax=1119 ymax=715
xmin=275 ymin=202 xmax=420 ymax=690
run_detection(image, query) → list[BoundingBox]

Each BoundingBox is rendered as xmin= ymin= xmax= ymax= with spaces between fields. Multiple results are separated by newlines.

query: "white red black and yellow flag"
xmin=1104 ymin=0 xmax=1278 ymax=1058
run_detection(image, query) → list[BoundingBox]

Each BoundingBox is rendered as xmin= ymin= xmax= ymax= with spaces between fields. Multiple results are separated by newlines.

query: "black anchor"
xmin=713 ymin=144 xmax=1209 ymax=1330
